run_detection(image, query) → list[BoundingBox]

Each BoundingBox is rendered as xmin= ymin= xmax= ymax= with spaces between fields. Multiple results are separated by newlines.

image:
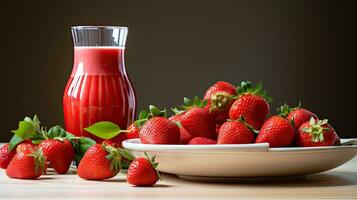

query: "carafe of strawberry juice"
xmin=63 ymin=26 xmax=136 ymax=142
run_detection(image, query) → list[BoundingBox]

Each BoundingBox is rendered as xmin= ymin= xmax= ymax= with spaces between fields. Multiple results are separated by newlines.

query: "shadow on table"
xmin=173 ymin=171 xmax=357 ymax=187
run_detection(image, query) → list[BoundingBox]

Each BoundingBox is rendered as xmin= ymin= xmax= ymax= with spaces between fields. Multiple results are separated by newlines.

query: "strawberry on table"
xmin=203 ymin=81 xmax=236 ymax=124
xmin=103 ymin=133 xmax=127 ymax=148
xmin=0 ymin=144 xmax=16 ymax=169
xmin=6 ymin=148 xmax=46 ymax=179
xmin=217 ymin=117 xmax=256 ymax=144
xmin=229 ymin=81 xmax=272 ymax=130
xmin=38 ymin=139 xmax=74 ymax=174
xmin=255 ymin=115 xmax=295 ymax=147
xmin=278 ymin=103 xmax=318 ymax=129
xmin=127 ymin=152 xmax=160 ymax=186
xmin=297 ymin=118 xmax=340 ymax=147
xmin=188 ymin=137 xmax=217 ymax=145
xmin=78 ymin=143 xmax=135 ymax=180
xmin=171 ymin=97 xmax=216 ymax=139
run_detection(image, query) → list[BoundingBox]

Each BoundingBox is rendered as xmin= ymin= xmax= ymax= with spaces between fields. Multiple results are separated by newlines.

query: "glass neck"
xmin=71 ymin=26 xmax=128 ymax=47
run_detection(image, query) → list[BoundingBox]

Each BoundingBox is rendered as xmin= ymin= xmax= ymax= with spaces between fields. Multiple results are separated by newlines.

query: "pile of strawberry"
xmin=131 ymin=81 xmax=340 ymax=147
xmin=0 ymin=80 xmax=341 ymax=186
xmin=0 ymin=116 xmax=161 ymax=186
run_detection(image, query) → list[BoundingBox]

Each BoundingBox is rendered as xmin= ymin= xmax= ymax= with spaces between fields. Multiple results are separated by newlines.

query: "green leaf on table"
xmin=84 ymin=121 xmax=122 ymax=139
xmin=8 ymin=134 xmax=24 ymax=151
xmin=11 ymin=121 xmax=37 ymax=139
xmin=73 ymin=137 xmax=96 ymax=167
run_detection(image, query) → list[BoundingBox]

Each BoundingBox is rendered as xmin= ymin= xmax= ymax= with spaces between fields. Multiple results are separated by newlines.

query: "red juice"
xmin=63 ymin=47 xmax=136 ymax=141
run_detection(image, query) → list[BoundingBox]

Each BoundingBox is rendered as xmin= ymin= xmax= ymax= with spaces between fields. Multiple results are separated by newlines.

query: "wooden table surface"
xmin=0 ymin=156 xmax=357 ymax=200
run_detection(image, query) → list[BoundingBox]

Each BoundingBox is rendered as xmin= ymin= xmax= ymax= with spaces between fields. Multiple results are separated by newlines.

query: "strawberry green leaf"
xmin=8 ymin=134 xmax=24 ymax=151
xmin=84 ymin=121 xmax=122 ymax=140
xmin=184 ymin=97 xmax=192 ymax=106
xmin=11 ymin=121 xmax=37 ymax=139
xmin=139 ymin=110 xmax=149 ymax=120
xmin=24 ymin=115 xmax=41 ymax=132
xmin=118 ymin=148 xmax=135 ymax=161
xmin=47 ymin=125 xmax=67 ymax=139
xmin=72 ymin=137 xmax=96 ymax=167
xmin=237 ymin=81 xmax=273 ymax=103
xmin=149 ymin=105 xmax=161 ymax=116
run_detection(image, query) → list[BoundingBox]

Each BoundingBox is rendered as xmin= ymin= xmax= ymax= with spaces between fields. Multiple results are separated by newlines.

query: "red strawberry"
xmin=188 ymin=137 xmax=217 ymax=145
xmin=0 ymin=144 xmax=16 ymax=169
xmin=103 ymin=133 xmax=127 ymax=148
xmin=255 ymin=116 xmax=295 ymax=147
xmin=6 ymin=148 xmax=46 ymax=179
xmin=127 ymin=123 xmax=140 ymax=139
xmin=78 ymin=144 xmax=122 ymax=180
xmin=139 ymin=117 xmax=180 ymax=144
xmin=203 ymin=81 xmax=236 ymax=100
xmin=38 ymin=139 xmax=74 ymax=174
xmin=229 ymin=81 xmax=271 ymax=130
xmin=278 ymin=103 xmax=318 ymax=129
xmin=217 ymin=117 xmax=255 ymax=144
xmin=127 ymin=153 xmax=160 ymax=186
xmin=179 ymin=127 xmax=193 ymax=144
xmin=297 ymin=118 xmax=340 ymax=147
xmin=171 ymin=97 xmax=216 ymax=139
xmin=16 ymin=140 xmax=35 ymax=153
xmin=203 ymin=81 xmax=236 ymax=124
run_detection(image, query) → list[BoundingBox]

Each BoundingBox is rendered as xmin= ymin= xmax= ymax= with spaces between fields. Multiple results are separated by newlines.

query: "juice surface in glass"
xmin=63 ymin=27 xmax=136 ymax=142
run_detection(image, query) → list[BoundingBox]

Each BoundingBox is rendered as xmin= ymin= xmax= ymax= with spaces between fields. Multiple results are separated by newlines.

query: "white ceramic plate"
xmin=123 ymin=138 xmax=357 ymax=181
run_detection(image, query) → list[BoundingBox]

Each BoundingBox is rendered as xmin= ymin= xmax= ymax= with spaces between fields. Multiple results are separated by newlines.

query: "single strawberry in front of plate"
xmin=188 ymin=137 xmax=217 ymax=145
xmin=103 ymin=133 xmax=127 ymax=148
xmin=6 ymin=148 xmax=46 ymax=179
xmin=297 ymin=118 xmax=340 ymax=147
xmin=38 ymin=139 xmax=75 ymax=174
xmin=78 ymin=144 xmax=122 ymax=180
xmin=217 ymin=116 xmax=256 ymax=144
xmin=0 ymin=144 xmax=16 ymax=169
xmin=229 ymin=81 xmax=272 ymax=130
xmin=127 ymin=152 xmax=161 ymax=186
xmin=278 ymin=102 xmax=318 ymax=129
xmin=203 ymin=81 xmax=236 ymax=124
xmin=171 ymin=97 xmax=216 ymax=139
xmin=255 ymin=115 xmax=295 ymax=147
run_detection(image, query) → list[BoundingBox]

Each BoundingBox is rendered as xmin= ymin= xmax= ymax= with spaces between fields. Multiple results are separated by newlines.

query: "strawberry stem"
xmin=236 ymin=81 xmax=273 ymax=103
xmin=302 ymin=117 xmax=329 ymax=143
xmin=144 ymin=152 xmax=162 ymax=181
xmin=27 ymin=148 xmax=46 ymax=176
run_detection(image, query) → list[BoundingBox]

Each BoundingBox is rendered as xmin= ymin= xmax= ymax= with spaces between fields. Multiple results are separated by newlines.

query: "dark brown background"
xmin=0 ymin=0 xmax=355 ymax=141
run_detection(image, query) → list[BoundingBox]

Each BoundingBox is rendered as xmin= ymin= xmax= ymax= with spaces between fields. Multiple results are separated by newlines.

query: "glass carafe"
xmin=63 ymin=26 xmax=136 ymax=142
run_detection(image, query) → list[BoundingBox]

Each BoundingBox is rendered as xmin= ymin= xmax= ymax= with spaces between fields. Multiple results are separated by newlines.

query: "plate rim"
xmin=123 ymin=138 xmax=357 ymax=153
